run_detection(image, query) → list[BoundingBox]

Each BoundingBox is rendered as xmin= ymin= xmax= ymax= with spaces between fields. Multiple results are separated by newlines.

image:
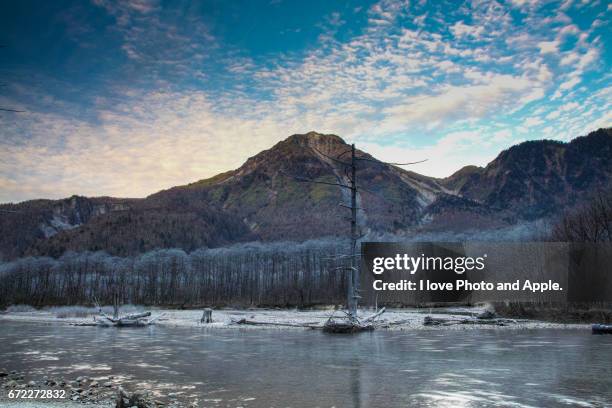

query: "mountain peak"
xmin=3 ymin=128 xmax=611 ymax=259
xmin=284 ymin=131 xmax=347 ymax=150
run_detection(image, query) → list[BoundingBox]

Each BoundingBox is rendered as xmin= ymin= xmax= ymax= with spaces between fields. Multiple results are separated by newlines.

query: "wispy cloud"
xmin=0 ymin=0 xmax=609 ymax=202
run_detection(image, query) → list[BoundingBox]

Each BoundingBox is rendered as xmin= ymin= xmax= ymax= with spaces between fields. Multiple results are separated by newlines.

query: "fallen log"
xmin=121 ymin=311 xmax=151 ymax=320
xmin=115 ymin=319 xmax=147 ymax=327
xmin=323 ymin=320 xmax=374 ymax=333
xmin=361 ymin=307 xmax=386 ymax=324
xmin=94 ymin=311 xmax=163 ymax=327
xmin=99 ymin=311 xmax=151 ymax=323
xmin=476 ymin=310 xmax=497 ymax=319
xmin=386 ymin=319 xmax=413 ymax=326
xmin=146 ymin=313 xmax=166 ymax=325
xmin=423 ymin=316 xmax=516 ymax=326
xmin=231 ymin=318 xmax=321 ymax=329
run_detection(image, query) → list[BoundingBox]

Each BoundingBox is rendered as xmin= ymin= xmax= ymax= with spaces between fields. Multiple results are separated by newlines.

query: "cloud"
xmin=383 ymin=74 xmax=535 ymax=128
xmin=0 ymin=0 xmax=609 ymax=202
xmin=559 ymin=101 xmax=579 ymax=111
xmin=0 ymin=91 xmax=291 ymax=202
xmin=560 ymin=51 xmax=580 ymax=65
xmin=450 ymin=21 xmax=484 ymax=38
xmin=511 ymin=0 xmax=540 ymax=6
xmin=538 ymin=40 xmax=560 ymax=54
xmin=92 ymin=0 xmax=215 ymax=78
xmin=523 ymin=116 xmax=545 ymax=127
xmin=492 ymin=129 xmax=513 ymax=142
xmin=360 ymin=129 xmax=508 ymax=178
xmin=558 ymin=76 xmax=581 ymax=90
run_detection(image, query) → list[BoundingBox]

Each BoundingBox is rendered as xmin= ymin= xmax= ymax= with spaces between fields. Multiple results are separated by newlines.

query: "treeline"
xmin=0 ymin=239 xmax=349 ymax=307
xmin=551 ymin=190 xmax=612 ymax=242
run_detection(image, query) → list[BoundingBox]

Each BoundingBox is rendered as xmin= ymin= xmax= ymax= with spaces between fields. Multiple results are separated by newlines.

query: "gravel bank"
xmin=0 ymin=306 xmax=591 ymax=331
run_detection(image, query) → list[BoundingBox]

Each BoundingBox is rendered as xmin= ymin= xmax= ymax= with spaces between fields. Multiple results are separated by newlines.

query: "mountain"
xmin=0 ymin=195 xmax=252 ymax=259
xmin=447 ymin=128 xmax=612 ymax=219
xmin=1 ymin=128 xmax=610 ymax=260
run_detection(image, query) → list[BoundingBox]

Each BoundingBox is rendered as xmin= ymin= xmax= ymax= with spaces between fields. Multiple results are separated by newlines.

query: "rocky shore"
xmin=0 ymin=306 xmax=592 ymax=331
xmin=0 ymin=369 xmax=191 ymax=408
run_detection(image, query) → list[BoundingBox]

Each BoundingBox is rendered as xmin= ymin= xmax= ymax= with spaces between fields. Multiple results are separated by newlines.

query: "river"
xmin=1 ymin=321 xmax=611 ymax=407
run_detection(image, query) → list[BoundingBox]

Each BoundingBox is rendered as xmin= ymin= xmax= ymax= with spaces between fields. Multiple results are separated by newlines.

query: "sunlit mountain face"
xmin=1 ymin=128 xmax=610 ymax=260
xmin=0 ymin=0 xmax=610 ymax=203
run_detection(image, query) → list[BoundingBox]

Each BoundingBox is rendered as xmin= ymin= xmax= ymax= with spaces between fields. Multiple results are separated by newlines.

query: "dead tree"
xmin=284 ymin=142 xmax=425 ymax=326
xmin=201 ymin=308 xmax=213 ymax=323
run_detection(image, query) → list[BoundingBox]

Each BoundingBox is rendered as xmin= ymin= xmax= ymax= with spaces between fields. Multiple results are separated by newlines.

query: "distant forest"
xmin=0 ymin=239 xmax=349 ymax=308
xmin=1 ymin=191 xmax=610 ymax=308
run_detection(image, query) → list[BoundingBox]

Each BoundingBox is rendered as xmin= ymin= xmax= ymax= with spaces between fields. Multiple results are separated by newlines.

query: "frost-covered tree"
xmin=0 ymin=239 xmax=349 ymax=307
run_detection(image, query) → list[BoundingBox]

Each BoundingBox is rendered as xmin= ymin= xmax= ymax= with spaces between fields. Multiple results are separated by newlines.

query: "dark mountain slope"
xmin=1 ymin=128 xmax=610 ymax=259
xmin=27 ymin=203 xmax=251 ymax=258
xmin=456 ymin=128 xmax=612 ymax=219
xmin=1 ymin=194 xmax=252 ymax=259
xmin=0 ymin=196 xmax=133 ymax=259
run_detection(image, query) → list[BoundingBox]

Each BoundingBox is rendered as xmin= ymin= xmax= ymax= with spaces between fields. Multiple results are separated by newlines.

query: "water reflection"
xmin=0 ymin=322 xmax=611 ymax=407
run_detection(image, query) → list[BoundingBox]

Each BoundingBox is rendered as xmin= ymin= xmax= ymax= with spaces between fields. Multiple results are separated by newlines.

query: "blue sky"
xmin=0 ymin=0 xmax=610 ymax=203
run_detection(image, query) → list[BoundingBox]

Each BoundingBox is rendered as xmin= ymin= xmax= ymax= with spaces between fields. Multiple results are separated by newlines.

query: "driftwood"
xmin=231 ymin=318 xmax=321 ymax=329
xmin=476 ymin=310 xmax=497 ymax=319
xmin=96 ymin=310 xmax=163 ymax=327
xmin=70 ymin=322 xmax=99 ymax=327
xmin=322 ymin=308 xmax=386 ymax=333
xmin=361 ymin=307 xmax=386 ymax=324
xmin=385 ymin=319 xmax=413 ymax=326
xmin=101 ymin=311 xmax=151 ymax=323
xmin=229 ymin=308 xmax=387 ymax=333
xmin=114 ymin=319 xmax=147 ymax=327
xmin=323 ymin=319 xmax=374 ymax=333
xmin=122 ymin=311 xmax=151 ymax=320
xmin=423 ymin=316 xmax=517 ymax=327
xmin=90 ymin=296 xmax=160 ymax=327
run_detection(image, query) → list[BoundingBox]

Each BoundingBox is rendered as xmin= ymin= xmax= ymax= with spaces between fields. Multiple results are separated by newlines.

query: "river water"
xmin=1 ymin=321 xmax=611 ymax=407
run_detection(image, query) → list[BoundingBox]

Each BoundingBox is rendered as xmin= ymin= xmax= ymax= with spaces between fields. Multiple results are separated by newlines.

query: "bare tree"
xmin=0 ymin=239 xmax=349 ymax=308
xmin=284 ymin=142 xmax=425 ymax=321
xmin=551 ymin=190 xmax=612 ymax=242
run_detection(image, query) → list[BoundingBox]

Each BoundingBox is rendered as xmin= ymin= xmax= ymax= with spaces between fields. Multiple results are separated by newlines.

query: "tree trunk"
xmin=201 ymin=308 xmax=213 ymax=323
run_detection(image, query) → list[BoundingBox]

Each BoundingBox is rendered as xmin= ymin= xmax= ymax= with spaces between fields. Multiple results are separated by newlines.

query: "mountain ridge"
xmin=1 ymin=127 xmax=610 ymax=260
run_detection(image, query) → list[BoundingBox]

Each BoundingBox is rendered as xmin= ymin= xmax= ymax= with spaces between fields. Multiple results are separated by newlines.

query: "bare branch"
xmin=280 ymin=170 xmax=352 ymax=189
xmin=355 ymin=157 xmax=428 ymax=166
xmin=310 ymin=145 xmax=351 ymax=166
xmin=338 ymin=203 xmax=361 ymax=210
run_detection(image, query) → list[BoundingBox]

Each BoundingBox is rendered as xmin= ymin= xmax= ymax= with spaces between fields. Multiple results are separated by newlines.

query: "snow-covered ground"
xmin=0 ymin=306 xmax=590 ymax=331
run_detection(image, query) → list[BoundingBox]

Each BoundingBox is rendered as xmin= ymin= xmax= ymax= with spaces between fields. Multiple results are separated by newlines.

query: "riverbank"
xmin=493 ymin=301 xmax=612 ymax=323
xmin=0 ymin=400 xmax=110 ymax=408
xmin=0 ymin=306 xmax=591 ymax=331
xmin=0 ymin=368 xmax=170 ymax=408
